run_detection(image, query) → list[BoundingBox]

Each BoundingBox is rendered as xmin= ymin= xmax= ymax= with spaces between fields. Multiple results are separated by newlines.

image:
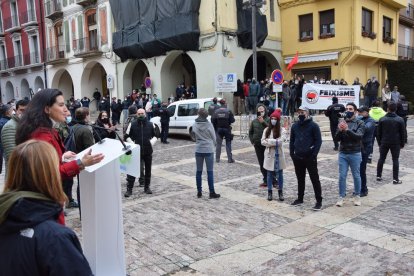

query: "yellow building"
xmin=279 ymin=0 xmax=407 ymax=89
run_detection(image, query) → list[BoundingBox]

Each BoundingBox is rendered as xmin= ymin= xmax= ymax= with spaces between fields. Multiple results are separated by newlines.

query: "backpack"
xmin=64 ymin=125 xmax=81 ymax=153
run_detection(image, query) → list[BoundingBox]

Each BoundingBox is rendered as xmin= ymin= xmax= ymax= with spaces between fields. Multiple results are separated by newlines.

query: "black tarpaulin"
xmin=109 ymin=0 xmax=201 ymax=61
xmin=236 ymin=0 xmax=268 ymax=49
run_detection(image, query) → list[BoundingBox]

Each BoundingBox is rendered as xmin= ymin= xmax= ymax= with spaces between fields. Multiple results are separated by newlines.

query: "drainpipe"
xmin=339 ymin=0 xmax=356 ymax=77
xmin=38 ymin=0 xmax=48 ymax=88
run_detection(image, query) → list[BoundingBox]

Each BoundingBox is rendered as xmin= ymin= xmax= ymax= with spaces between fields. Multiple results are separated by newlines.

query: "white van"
xmin=151 ymin=98 xmax=220 ymax=141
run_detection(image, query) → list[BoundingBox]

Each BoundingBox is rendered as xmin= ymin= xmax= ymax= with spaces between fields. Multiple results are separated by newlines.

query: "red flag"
xmin=287 ymin=52 xmax=299 ymax=71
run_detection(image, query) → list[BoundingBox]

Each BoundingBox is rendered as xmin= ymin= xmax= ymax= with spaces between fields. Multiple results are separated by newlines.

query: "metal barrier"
xmin=239 ymin=114 xmax=254 ymax=139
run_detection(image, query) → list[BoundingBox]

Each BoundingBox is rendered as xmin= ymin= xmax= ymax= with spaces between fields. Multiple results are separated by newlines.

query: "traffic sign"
xmin=271 ymin=69 xmax=284 ymax=85
xmin=144 ymin=77 xmax=152 ymax=88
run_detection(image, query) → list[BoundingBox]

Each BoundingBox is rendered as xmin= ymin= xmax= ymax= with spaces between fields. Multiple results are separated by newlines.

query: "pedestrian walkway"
xmin=61 ymin=120 xmax=414 ymax=275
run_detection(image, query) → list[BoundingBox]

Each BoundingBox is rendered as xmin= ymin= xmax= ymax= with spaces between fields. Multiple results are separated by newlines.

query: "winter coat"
xmin=369 ymin=107 xmax=386 ymax=122
xmin=154 ymin=106 xmax=171 ymax=124
xmin=334 ymin=118 xmax=365 ymax=153
xmin=282 ymin=85 xmax=291 ymax=101
xmin=325 ymin=103 xmax=345 ymax=125
xmin=73 ymin=122 xmax=95 ymax=153
xmin=30 ymin=128 xmax=80 ymax=179
xmin=0 ymin=191 xmax=92 ymax=276
xmin=0 ymin=115 xmax=18 ymax=165
xmin=365 ymin=81 xmax=380 ymax=97
xmin=93 ymin=120 xmax=116 ymax=141
xmin=249 ymin=82 xmax=260 ymax=97
xmin=0 ymin=116 xmax=10 ymax=148
xmin=192 ymin=118 xmax=217 ymax=153
xmin=289 ymin=117 xmax=322 ymax=159
xmin=377 ymin=113 xmax=405 ymax=146
xmin=248 ymin=103 xmax=269 ymax=146
xmin=360 ymin=116 xmax=376 ymax=154
xmin=125 ymin=118 xmax=155 ymax=156
xmin=261 ymin=128 xmax=286 ymax=171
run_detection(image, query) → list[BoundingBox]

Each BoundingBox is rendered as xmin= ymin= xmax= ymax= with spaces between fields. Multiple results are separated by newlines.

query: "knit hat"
xmin=269 ymin=109 xmax=281 ymax=119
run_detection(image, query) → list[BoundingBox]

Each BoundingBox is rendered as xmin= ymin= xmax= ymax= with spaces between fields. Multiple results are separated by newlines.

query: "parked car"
xmin=150 ymin=98 xmax=221 ymax=141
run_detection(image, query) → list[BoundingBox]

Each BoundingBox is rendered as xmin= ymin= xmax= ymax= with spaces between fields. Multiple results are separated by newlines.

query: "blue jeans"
xmin=339 ymin=152 xmax=361 ymax=197
xmin=195 ymin=152 xmax=215 ymax=193
xmin=267 ymin=170 xmax=283 ymax=191
xmin=281 ymin=99 xmax=289 ymax=116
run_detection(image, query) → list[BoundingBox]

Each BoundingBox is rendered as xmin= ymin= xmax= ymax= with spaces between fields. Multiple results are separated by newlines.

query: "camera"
xmin=337 ymin=113 xmax=347 ymax=118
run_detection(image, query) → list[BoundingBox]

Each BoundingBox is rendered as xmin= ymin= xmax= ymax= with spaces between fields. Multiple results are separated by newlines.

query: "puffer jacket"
xmin=125 ymin=118 xmax=155 ymax=156
xmin=261 ymin=128 xmax=286 ymax=171
xmin=248 ymin=103 xmax=269 ymax=146
xmin=377 ymin=113 xmax=405 ymax=146
xmin=334 ymin=118 xmax=365 ymax=153
xmin=0 ymin=115 xmax=18 ymax=165
xmin=289 ymin=117 xmax=322 ymax=158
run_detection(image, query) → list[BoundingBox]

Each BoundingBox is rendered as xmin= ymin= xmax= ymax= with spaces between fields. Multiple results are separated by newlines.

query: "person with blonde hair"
xmin=0 ymin=140 xmax=92 ymax=275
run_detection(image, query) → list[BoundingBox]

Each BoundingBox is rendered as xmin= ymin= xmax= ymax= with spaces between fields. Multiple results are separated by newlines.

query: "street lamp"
xmin=243 ymin=0 xmax=266 ymax=80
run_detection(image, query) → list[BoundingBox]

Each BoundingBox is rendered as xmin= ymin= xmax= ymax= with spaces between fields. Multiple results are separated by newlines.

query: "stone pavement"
xmin=1 ymin=119 xmax=414 ymax=275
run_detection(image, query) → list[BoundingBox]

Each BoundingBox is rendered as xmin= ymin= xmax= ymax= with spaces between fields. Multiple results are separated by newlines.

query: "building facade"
xmin=0 ymin=0 xmax=46 ymax=103
xmin=398 ymin=0 xmax=414 ymax=59
xmin=280 ymin=0 xmax=406 ymax=89
xmin=45 ymin=0 xmax=114 ymax=111
xmin=113 ymin=0 xmax=283 ymax=102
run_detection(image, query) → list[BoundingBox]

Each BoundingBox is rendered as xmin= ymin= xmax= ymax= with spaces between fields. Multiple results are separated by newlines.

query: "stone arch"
xmin=160 ymin=51 xmax=196 ymax=100
xmin=123 ymin=60 xmax=150 ymax=97
xmin=20 ymin=79 xmax=30 ymax=100
xmin=5 ymin=81 xmax=14 ymax=102
xmin=34 ymin=76 xmax=44 ymax=92
xmin=51 ymin=69 xmax=74 ymax=101
xmin=243 ymin=51 xmax=281 ymax=82
xmin=81 ymin=61 xmax=108 ymax=99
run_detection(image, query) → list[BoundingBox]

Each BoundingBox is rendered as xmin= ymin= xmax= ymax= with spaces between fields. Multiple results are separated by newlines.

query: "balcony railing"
xmin=6 ymin=55 xmax=23 ymax=68
xmin=45 ymin=0 xmax=63 ymax=20
xmin=46 ymin=45 xmax=67 ymax=62
xmin=73 ymin=36 xmax=101 ymax=57
xmin=21 ymin=9 xmax=37 ymax=25
xmin=0 ymin=59 xmax=8 ymax=71
xmin=24 ymin=52 xmax=41 ymax=65
xmin=398 ymin=44 xmax=414 ymax=60
xmin=0 ymin=52 xmax=42 ymax=70
xmin=4 ymin=14 xmax=20 ymax=31
xmin=76 ymin=0 xmax=97 ymax=7
xmin=400 ymin=4 xmax=414 ymax=24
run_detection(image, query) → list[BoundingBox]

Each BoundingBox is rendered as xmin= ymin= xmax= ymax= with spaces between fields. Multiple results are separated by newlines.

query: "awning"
xmin=284 ymin=51 xmax=339 ymax=64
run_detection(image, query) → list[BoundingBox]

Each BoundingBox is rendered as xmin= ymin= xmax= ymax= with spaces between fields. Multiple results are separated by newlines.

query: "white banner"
xmin=301 ymin=83 xmax=360 ymax=110
xmin=215 ymin=73 xmax=237 ymax=92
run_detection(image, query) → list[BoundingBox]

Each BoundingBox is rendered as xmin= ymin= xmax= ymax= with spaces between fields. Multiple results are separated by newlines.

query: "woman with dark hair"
xmin=93 ymin=111 xmax=116 ymax=141
xmin=15 ymin=89 xmax=104 ymax=180
xmin=0 ymin=140 xmax=93 ymax=275
xmin=261 ymin=109 xmax=286 ymax=201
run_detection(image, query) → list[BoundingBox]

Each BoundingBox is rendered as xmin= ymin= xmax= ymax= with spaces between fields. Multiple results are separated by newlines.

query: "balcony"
xmin=46 ymin=45 xmax=68 ymax=64
xmin=7 ymin=55 xmax=23 ymax=68
xmin=76 ymin=0 xmax=97 ymax=7
xmin=0 ymin=59 xmax=8 ymax=71
xmin=45 ymin=0 xmax=63 ymax=21
xmin=23 ymin=52 xmax=41 ymax=66
xmin=21 ymin=9 xmax=37 ymax=26
xmin=73 ymin=36 xmax=102 ymax=57
xmin=398 ymin=44 xmax=414 ymax=60
xmin=399 ymin=4 xmax=414 ymax=26
xmin=4 ymin=14 xmax=21 ymax=32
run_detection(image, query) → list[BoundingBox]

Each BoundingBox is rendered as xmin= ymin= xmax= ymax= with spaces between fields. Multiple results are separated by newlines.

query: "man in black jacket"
xmin=212 ymin=99 xmax=235 ymax=163
xmin=290 ymin=106 xmax=323 ymax=210
xmin=334 ymin=102 xmax=365 ymax=207
xmin=124 ymin=108 xmax=156 ymax=197
xmin=376 ymin=102 xmax=406 ymax=184
xmin=396 ymin=95 xmax=409 ymax=144
xmin=154 ymin=102 xmax=171 ymax=144
xmin=325 ymin=97 xmax=345 ymax=150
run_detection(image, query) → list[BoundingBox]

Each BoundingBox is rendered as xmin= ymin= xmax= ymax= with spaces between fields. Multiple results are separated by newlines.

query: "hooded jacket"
xmin=369 ymin=107 xmax=386 ymax=122
xmin=192 ymin=117 xmax=217 ymax=153
xmin=0 ymin=191 xmax=92 ymax=276
xmin=248 ymin=103 xmax=269 ymax=146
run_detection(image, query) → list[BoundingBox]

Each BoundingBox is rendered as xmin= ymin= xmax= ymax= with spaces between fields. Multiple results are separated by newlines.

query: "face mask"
xmin=298 ymin=114 xmax=306 ymax=122
xmin=101 ymin=118 xmax=109 ymax=124
xmin=271 ymin=119 xmax=277 ymax=126
xmin=137 ymin=115 xmax=146 ymax=120
xmin=295 ymin=80 xmax=299 ymax=84
xmin=357 ymin=115 xmax=363 ymax=120
xmin=346 ymin=111 xmax=354 ymax=118
xmin=66 ymin=116 xmax=72 ymax=123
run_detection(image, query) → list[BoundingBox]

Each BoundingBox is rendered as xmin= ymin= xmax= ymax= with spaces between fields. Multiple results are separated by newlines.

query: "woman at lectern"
xmin=15 ymin=89 xmax=104 ymax=180
xmin=0 ymin=140 xmax=93 ymax=275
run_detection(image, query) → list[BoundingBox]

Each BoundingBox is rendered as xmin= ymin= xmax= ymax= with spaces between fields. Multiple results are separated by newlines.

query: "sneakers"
xmin=197 ymin=191 xmax=202 ymax=198
xmin=376 ymin=176 xmax=382 ymax=181
xmin=360 ymin=191 xmax=368 ymax=197
xmin=228 ymin=159 xmax=235 ymax=163
xmin=336 ymin=197 xmax=344 ymax=207
xmin=67 ymin=200 xmax=79 ymax=208
xmin=393 ymin=179 xmax=402 ymax=184
xmin=209 ymin=192 xmax=221 ymax=199
xmin=291 ymin=199 xmax=303 ymax=206
xmin=144 ymin=188 xmax=153 ymax=194
xmin=313 ymin=202 xmax=322 ymax=211
xmin=354 ymin=196 xmax=361 ymax=206
xmin=124 ymin=190 xmax=132 ymax=198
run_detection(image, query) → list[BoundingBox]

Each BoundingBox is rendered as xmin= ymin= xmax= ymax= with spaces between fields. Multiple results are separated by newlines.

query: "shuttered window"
xmin=362 ymin=8 xmax=372 ymax=33
xmin=299 ymin=13 xmax=313 ymax=39
xmin=383 ymin=16 xmax=392 ymax=39
xmin=64 ymin=21 xmax=70 ymax=52
xmin=319 ymin=9 xmax=335 ymax=35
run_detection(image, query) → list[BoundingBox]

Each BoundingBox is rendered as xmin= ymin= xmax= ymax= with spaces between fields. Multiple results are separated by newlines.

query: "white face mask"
xmin=271 ymin=119 xmax=277 ymax=126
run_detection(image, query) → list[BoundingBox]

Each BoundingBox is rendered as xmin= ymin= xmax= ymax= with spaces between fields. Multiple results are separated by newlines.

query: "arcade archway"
xmin=5 ymin=81 xmax=14 ymax=102
xmin=34 ymin=76 xmax=44 ymax=92
xmin=81 ymin=62 xmax=108 ymax=99
xmin=20 ymin=79 xmax=30 ymax=99
xmin=123 ymin=60 xmax=150 ymax=96
xmin=243 ymin=51 xmax=280 ymax=82
xmin=51 ymin=69 xmax=74 ymax=101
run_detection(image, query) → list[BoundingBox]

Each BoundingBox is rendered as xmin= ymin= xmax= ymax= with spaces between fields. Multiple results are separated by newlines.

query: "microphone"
xmin=90 ymin=124 xmax=132 ymax=155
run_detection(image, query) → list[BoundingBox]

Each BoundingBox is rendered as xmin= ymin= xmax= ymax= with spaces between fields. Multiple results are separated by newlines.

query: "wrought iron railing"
xmin=46 ymin=45 xmax=66 ymax=61
xmin=21 ymin=9 xmax=37 ymax=24
xmin=44 ymin=0 xmax=62 ymax=17
xmin=73 ymin=36 xmax=100 ymax=55
xmin=398 ymin=44 xmax=414 ymax=60
xmin=3 ymin=14 xmax=20 ymax=30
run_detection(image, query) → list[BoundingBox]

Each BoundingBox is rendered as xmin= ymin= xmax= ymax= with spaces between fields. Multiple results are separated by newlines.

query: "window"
xmin=167 ymin=105 xmax=176 ymax=117
xmin=64 ymin=21 xmax=70 ymax=52
xmin=178 ymin=103 xmax=199 ymax=116
xmin=0 ymin=11 xmax=3 ymax=33
xmin=13 ymin=39 xmax=23 ymax=66
xmin=319 ymin=9 xmax=335 ymax=37
xmin=87 ymin=13 xmax=97 ymax=26
xmin=362 ymin=8 xmax=372 ymax=34
xmin=10 ymin=1 xmax=19 ymax=27
xmin=383 ymin=16 xmax=392 ymax=39
xmin=270 ymin=0 xmax=275 ymax=22
xmin=299 ymin=13 xmax=313 ymax=41
xmin=0 ymin=44 xmax=6 ymax=70
xmin=204 ymin=101 xmax=213 ymax=110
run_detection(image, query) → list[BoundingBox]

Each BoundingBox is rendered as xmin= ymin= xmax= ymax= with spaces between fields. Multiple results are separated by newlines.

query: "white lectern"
xmin=77 ymin=138 xmax=137 ymax=276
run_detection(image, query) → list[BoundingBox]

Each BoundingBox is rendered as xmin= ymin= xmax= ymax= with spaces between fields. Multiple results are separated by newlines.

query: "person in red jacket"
xmin=16 ymin=89 xmax=104 ymax=180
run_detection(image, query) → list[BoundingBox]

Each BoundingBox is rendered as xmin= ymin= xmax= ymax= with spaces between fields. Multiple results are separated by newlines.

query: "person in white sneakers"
xmin=334 ymin=103 xmax=365 ymax=207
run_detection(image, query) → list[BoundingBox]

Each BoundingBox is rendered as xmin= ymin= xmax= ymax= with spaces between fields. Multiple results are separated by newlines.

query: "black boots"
xmin=278 ymin=190 xmax=284 ymax=201
xmin=144 ymin=186 xmax=153 ymax=194
xmin=209 ymin=192 xmax=220 ymax=199
xmin=124 ymin=181 xmax=134 ymax=197
xmin=267 ymin=190 xmax=273 ymax=201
